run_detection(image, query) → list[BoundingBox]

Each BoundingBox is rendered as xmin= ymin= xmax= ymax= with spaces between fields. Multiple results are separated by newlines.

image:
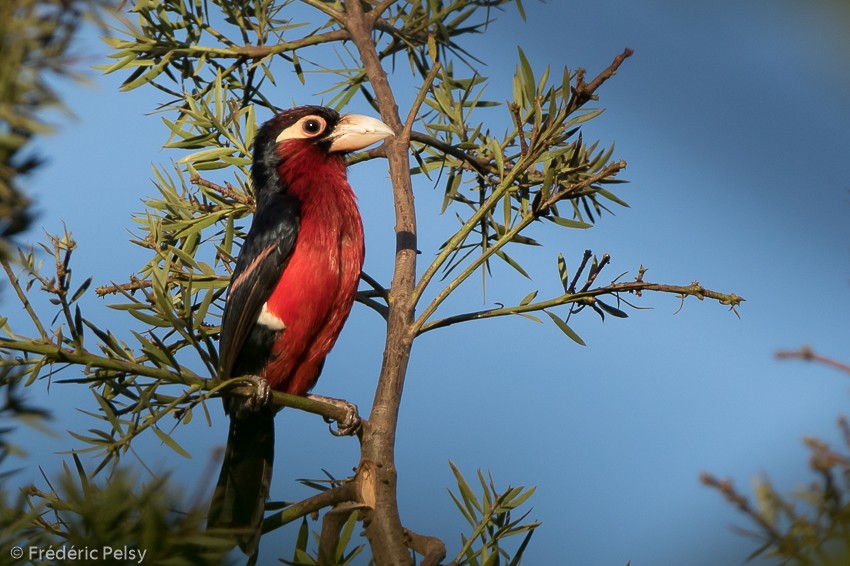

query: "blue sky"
xmin=6 ymin=1 xmax=850 ymax=564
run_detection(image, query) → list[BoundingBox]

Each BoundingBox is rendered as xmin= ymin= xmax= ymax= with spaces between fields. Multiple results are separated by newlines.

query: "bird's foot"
xmin=307 ymin=394 xmax=362 ymax=436
xmin=229 ymin=375 xmax=272 ymax=419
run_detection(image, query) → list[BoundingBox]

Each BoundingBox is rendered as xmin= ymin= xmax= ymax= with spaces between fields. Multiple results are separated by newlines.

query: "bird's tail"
xmin=208 ymin=406 xmax=275 ymax=555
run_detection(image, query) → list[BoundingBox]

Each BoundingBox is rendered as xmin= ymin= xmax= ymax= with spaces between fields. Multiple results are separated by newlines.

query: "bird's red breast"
xmin=260 ymin=140 xmax=365 ymax=394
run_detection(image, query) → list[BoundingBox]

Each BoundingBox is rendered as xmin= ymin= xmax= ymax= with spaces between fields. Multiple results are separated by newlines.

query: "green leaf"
xmin=557 ymin=253 xmax=569 ymax=292
xmin=177 ymin=147 xmax=237 ymax=165
xmin=519 ymin=290 xmax=538 ymax=306
xmin=596 ymin=299 xmax=629 ymax=318
xmin=490 ymin=137 xmax=504 ymax=177
xmin=294 ymin=516 xmax=309 ymax=558
xmin=597 ymin=187 xmax=630 ymax=207
xmin=548 ymin=216 xmax=592 ymax=229
xmin=517 ymin=46 xmax=535 ymax=103
xmin=153 ymin=426 xmax=191 ymax=458
xmin=92 ymin=391 xmax=124 ymax=437
xmin=545 ymin=311 xmax=586 ymax=346
xmin=568 ymin=107 xmax=605 ymax=126
xmin=506 ymin=485 xmax=536 ymax=510
xmin=494 ymin=250 xmax=530 ymax=279
xmin=337 ymin=511 xmax=358 ymax=562
xmin=291 ymin=50 xmax=305 ymax=84
xmin=515 ymin=0 xmax=526 ymax=21
xmin=450 ymin=460 xmax=483 ymax=517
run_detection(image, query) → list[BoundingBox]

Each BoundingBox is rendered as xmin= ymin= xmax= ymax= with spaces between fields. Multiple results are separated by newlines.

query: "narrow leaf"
xmin=596 ymin=299 xmax=629 ymax=318
xmin=519 ymin=290 xmax=538 ymax=306
xmin=557 ymin=253 xmax=569 ymax=293
xmin=545 ymin=311 xmax=586 ymax=346
xmin=153 ymin=427 xmax=191 ymax=458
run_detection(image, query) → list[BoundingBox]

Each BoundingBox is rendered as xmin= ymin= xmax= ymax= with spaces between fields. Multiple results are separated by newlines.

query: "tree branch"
xmin=414 ymin=160 xmax=627 ymax=332
xmin=418 ymin=279 xmax=744 ymax=334
xmin=572 ymin=47 xmax=634 ymax=108
xmin=95 ymin=273 xmax=224 ymax=297
xmin=776 ymin=347 xmax=850 ymax=376
xmin=410 ymin=130 xmax=491 ymax=176
xmin=368 ymin=0 xmax=397 ymax=26
xmin=318 ymin=505 xmax=361 ymax=564
xmin=261 ymin=481 xmax=357 ymax=535
xmin=299 ymin=0 xmax=341 ymax=20
xmin=0 ymin=337 xmax=205 ymax=387
xmin=190 ymin=174 xmax=253 ymax=206
xmin=121 ymin=30 xmax=351 ymax=61
xmin=404 ymin=528 xmax=447 ymax=566
xmin=700 ymin=473 xmax=785 ymax=544
xmin=402 ymin=63 xmax=442 ymax=143
xmin=225 ymin=381 xmax=358 ymax=426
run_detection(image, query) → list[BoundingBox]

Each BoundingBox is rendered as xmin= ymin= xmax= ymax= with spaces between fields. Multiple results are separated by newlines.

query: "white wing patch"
xmin=257 ymin=302 xmax=286 ymax=331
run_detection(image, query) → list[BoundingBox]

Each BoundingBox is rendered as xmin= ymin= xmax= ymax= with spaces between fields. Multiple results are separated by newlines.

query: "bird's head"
xmin=251 ymin=106 xmax=394 ymax=198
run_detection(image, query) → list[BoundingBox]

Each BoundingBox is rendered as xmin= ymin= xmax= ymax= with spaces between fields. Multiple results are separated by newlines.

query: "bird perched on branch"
xmin=207 ymin=105 xmax=394 ymax=554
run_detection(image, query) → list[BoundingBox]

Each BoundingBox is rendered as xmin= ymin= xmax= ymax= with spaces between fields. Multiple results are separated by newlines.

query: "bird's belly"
xmin=259 ymin=222 xmax=363 ymax=394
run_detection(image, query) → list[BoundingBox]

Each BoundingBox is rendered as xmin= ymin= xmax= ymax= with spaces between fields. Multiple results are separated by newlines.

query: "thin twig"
xmin=572 ymin=47 xmax=634 ymax=108
xmin=96 ymin=276 xmax=153 ymax=297
xmin=190 ymin=174 xmax=253 ymax=206
xmin=568 ymin=250 xmax=593 ymax=293
xmin=347 ymin=144 xmax=388 ymax=166
xmin=776 ymin=347 xmax=850 ymax=376
xmin=509 ymin=102 xmax=528 ymax=157
xmin=410 ymin=130 xmax=491 ymax=176
xmin=418 ymin=279 xmax=744 ymax=334
xmin=369 ymin=0 xmax=397 ymax=25
xmin=700 ymin=473 xmax=784 ymax=544
xmin=135 ymin=30 xmax=351 ymax=61
xmin=95 ymin=273 xmax=225 ymax=297
xmin=360 ymin=271 xmax=389 ymax=299
xmin=581 ymin=253 xmax=610 ymax=292
xmin=356 ymin=295 xmax=390 ymax=320
xmin=402 ymin=62 xmax=442 ymax=143
xmin=0 ymin=337 xmax=206 ymax=386
xmin=300 ymin=0 xmax=346 ymax=24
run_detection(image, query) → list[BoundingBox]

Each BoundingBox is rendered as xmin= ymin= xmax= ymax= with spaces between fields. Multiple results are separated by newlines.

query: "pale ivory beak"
xmin=329 ymin=114 xmax=395 ymax=152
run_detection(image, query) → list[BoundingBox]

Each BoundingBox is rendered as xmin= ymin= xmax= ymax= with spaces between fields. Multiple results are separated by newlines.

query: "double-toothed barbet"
xmin=207 ymin=106 xmax=394 ymax=554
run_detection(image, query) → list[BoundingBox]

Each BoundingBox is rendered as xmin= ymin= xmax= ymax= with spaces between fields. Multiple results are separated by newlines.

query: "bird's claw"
xmin=328 ymin=408 xmax=361 ymax=437
xmin=307 ymin=394 xmax=362 ymax=436
xmin=230 ymin=375 xmax=273 ymax=419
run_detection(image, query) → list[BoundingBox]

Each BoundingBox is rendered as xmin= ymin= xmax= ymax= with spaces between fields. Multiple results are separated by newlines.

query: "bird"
xmin=207 ymin=105 xmax=394 ymax=554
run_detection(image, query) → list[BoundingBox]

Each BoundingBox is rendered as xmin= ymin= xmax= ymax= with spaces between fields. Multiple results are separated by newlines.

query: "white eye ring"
xmin=275 ymin=114 xmax=329 ymax=143
xmin=300 ymin=116 xmax=326 ymax=136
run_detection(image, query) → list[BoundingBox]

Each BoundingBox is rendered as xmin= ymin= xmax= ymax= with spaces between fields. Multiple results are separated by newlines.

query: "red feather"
xmin=261 ymin=138 xmax=364 ymax=395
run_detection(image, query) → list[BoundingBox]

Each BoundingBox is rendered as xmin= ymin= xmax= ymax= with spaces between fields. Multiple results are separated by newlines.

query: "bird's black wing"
xmin=218 ymin=192 xmax=300 ymax=379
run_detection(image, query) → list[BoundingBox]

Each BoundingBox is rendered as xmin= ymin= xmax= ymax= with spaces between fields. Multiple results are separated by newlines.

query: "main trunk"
xmin=359 ymin=311 xmax=415 ymax=565
xmin=343 ymin=1 xmax=419 ymax=563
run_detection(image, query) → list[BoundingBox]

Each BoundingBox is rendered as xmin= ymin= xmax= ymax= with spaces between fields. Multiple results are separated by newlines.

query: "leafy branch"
xmin=0 ymin=0 xmax=746 ymax=563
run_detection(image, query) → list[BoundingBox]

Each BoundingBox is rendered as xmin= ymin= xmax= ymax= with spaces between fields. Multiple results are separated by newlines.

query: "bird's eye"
xmin=301 ymin=117 xmax=325 ymax=136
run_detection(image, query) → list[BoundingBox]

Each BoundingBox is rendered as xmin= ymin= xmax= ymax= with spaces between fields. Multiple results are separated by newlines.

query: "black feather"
xmin=218 ymin=192 xmax=300 ymax=379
